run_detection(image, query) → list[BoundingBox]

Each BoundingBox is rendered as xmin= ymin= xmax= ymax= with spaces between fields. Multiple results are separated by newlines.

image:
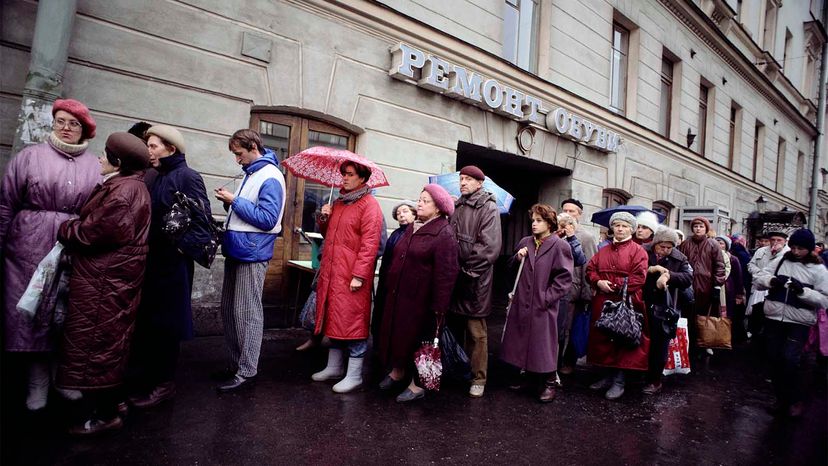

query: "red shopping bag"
xmin=663 ymin=318 xmax=691 ymax=375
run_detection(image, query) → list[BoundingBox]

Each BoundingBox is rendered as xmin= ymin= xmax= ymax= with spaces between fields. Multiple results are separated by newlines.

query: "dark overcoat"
xmin=377 ymin=217 xmax=459 ymax=368
xmin=586 ymin=238 xmax=650 ymax=371
xmin=500 ymin=235 xmax=573 ymax=373
xmin=138 ymin=154 xmax=209 ymax=341
xmin=56 ymin=173 xmax=151 ymax=389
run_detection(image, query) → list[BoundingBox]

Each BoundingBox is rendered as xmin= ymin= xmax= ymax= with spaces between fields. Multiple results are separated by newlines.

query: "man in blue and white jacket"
xmin=214 ymin=129 xmax=285 ymax=392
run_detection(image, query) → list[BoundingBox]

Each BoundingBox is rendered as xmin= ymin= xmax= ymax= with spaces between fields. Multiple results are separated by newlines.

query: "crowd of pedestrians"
xmin=1 ymin=98 xmax=826 ymax=435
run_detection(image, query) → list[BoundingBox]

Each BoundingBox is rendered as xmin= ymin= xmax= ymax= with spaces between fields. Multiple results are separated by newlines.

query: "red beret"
xmin=53 ymin=99 xmax=96 ymax=140
xmin=459 ymin=165 xmax=485 ymax=181
xmin=422 ymin=183 xmax=455 ymax=217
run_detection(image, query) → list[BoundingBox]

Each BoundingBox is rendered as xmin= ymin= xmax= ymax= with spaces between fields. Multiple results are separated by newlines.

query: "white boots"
xmin=332 ymin=358 xmax=364 ymax=393
xmin=311 ymin=349 xmax=363 ymax=393
xmin=311 ymin=348 xmax=345 ymax=382
xmin=26 ymin=361 xmax=49 ymax=410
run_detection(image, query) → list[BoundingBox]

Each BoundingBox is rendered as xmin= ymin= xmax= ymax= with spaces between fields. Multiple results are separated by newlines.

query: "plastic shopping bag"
xmin=298 ymin=290 xmax=317 ymax=331
xmin=17 ymin=242 xmax=64 ymax=318
xmin=571 ymin=304 xmax=591 ymax=359
xmin=663 ymin=317 xmax=691 ymax=376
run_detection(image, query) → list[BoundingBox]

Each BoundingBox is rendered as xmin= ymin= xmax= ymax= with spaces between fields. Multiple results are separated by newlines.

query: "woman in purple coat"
xmin=501 ymin=204 xmax=573 ymax=403
xmin=377 ymin=184 xmax=459 ymax=403
xmin=0 ymin=99 xmax=101 ymax=410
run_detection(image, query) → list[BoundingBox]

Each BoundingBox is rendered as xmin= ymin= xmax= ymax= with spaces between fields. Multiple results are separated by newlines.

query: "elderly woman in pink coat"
xmin=0 ymin=99 xmax=101 ymax=410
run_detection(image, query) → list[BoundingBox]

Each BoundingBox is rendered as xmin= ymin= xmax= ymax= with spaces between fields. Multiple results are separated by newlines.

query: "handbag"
xmin=594 ymin=278 xmax=643 ymax=347
xmin=695 ymin=305 xmax=732 ymax=349
xmin=163 ymin=191 xmax=223 ymax=268
xmin=570 ymin=302 xmax=591 ymax=359
xmin=439 ymin=325 xmax=472 ymax=382
xmin=649 ymin=288 xmax=680 ymax=337
xmin=298 ymin=290 xmax=317 ymax=331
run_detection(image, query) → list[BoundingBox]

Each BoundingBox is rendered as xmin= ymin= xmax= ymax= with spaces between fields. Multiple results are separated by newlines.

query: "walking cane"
xmin=501 ymin=257 xmax=525 ymax=342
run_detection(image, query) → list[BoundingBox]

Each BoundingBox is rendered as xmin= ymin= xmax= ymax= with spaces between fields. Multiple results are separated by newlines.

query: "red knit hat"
xmin=422 ymin=183 xmax=455 ymax=216
xmin=690 ymin=216 xmax=712 ymax=234
xmin=459 ymin=165 xmax=485 ymax=181
xmin=52 ymin=99 xmax=96 ymax=140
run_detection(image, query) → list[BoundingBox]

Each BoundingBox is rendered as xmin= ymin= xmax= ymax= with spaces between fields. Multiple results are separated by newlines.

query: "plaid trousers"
xmin=220 ymin=259 xmax=269 ymax=378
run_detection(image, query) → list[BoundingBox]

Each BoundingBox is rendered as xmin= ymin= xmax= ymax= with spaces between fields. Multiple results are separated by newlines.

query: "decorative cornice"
xmin=660 ymin=0 xmax=817 ymax=135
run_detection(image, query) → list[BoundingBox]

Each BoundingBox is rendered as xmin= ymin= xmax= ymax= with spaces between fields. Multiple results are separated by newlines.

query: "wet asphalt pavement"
xmin=2 ymin=318 xmax=826 ymax=466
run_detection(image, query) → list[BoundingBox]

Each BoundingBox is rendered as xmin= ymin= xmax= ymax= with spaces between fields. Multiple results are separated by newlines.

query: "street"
xmin=2 ymin=320 xmax=826 ymax=466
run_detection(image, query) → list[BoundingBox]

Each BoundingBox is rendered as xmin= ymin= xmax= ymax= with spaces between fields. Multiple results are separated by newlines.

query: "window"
xmin=602 ymin=188 xmax=630 ymax=208
xmin=658 ymin=54 xmax=675 ymax=138
xmin=736 ymin=0 xmax=743 ymax=22
xmin=503 ymin=0 xmax=539 ymax=72
xmin=782 ymin=29 xmax=793 ymax=72
xmin=775 ymin=137 xmax=786 ymax=191
xmin=753 ymin=121 xmax=765 ymax=182
xmin=609 ymin=22 xmax=630 ymax=114
xmin=697 ymin=82 xmax=712 ymax=156
xmin=762 ymin=0 xmax=778 ymax=52
xmin=804 ymin=53 xmax=817 ymax=98
xmin=796 ymin=151 xmax=806 ymax=200
xmin=728 ymin=102 xmax=742 ymax=170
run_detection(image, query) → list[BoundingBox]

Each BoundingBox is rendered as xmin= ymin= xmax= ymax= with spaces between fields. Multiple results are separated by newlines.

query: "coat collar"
xmin=157 ymin=153 xmax=187 ymax=173
xmin=528 ymin=234 xmax=559 ymax=265
xmin=455 ymin=188 xmax=495 ymax=208
xmin=412 ymin=216 xmax=448 ymax=236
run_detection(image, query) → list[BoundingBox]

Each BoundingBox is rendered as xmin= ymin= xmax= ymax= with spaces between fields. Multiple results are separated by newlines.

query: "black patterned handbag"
xmin=595 ymin=278 xmax=643 ymax=347
xmin=162 ymin=191 xmax=223 ymax=268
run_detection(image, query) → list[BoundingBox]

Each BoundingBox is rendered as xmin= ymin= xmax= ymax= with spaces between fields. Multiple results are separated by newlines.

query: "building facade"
xmin=1 ymin=0 xmax=825 ymax=332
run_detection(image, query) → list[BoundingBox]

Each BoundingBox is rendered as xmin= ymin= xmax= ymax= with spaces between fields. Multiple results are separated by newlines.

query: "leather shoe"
xmin=378 ymin=375 xmax=403 ymax=391
xmin=68 ymin=416 xmax=123 ymax=436
xmin=396 ymin=388 xmax=425 ymax=403
xmin=642 ymin=383 xmax=662 ymax=395
xmin=217 ymin=375 xmax=255 ymax=393
xmin=538 ymin=385 xmax=557 ymax=403
xmin=130 ymin=382 xmax=176 ymax=409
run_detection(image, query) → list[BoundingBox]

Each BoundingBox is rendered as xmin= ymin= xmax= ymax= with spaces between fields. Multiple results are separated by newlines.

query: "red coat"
xmin=314 ymin=193 xmax=382 ymax=340
xmin=585 ymin=238 xmax=650 ymax=371
xmin=377 ymin=217 xmax=459 ymax=368
xmin=56 ymin=173 xmax=151 ymax=389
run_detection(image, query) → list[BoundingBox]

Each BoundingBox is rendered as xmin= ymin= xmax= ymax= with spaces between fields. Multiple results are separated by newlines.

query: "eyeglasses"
xmin=53 ymin=118 xmax=82 ymax=130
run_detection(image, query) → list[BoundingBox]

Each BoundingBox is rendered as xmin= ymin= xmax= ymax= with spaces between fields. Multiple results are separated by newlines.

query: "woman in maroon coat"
xmin=586 ymin=212 xmax=649 ymax=400
xmin=377 ymin=184 xmax=459 ymax=403
xmin=56 ymin=133 xmax=151 ymax=435
xmin=501 ymin=204 xmax=573 ymax=402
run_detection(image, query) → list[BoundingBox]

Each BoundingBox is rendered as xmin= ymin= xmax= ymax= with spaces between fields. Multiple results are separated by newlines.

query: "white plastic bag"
xmin=17 ymin=242 xmax=64 ymax=318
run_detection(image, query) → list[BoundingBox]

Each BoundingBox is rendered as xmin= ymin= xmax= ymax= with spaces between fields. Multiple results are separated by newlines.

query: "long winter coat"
xmin=373 ymin=224 xmax=407 ymax=336
xmin=642 ymin=245 xmax=693 ymax=317
xmin=315 ymin=192 xmax=383 ymax=340
xmin=501 ymin=235 xmax=573 ymax=373
xmin=138 ymin=154 xmax=209 ymax=341
xmin=0 ymin=140 xmax=100 ymax=351
xmin=755 ymin=253 xmax=828 ymax=327
xmin=56 ymin=173 xmax=151 ymax=389
xmin=450 ymin=189 xmax=502 ymax=318
xmin=586 ymin=238 xmax=650 ymax=370
xmin=377 ymin=217 xmax=459 ymax=368
xmin=678 ymin=236 xmax=726 ymax=314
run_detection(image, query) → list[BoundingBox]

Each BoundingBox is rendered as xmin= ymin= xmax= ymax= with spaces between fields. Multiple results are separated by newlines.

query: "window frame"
xmin=602 ymin=188 xmax=631 ymax=208
xmin=609 ymin=21 xmax=630 ymax=115
xmin=727 ymin=101 xmax=742 ymax=171
xmin=752 ymin=121 xmax=766 ymax=182
xmin=503 ymin=0 xmax=540 ymax=73
xmin=697 ymin=81 xmax=712 ymax=156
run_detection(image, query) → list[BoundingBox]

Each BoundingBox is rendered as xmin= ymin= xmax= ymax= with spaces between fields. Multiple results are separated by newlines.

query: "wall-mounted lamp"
xmin=722 ymin=77 xmax=727 ymax=85
xmin=773 ymin=118 xmax=778 ymax=125
xmin=756 ymin=195 xmax=768 ymax=214
xmin=690 ymin=49 xmax=696 ymax=58
xmin=686 ymin=128 xmax=696 ymax=148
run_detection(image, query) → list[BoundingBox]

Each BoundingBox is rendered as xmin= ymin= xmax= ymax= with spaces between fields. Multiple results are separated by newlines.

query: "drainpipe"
xmin=7 ymin=0 xmax=78 ymax=168
xmin=809 ymin=3 xmax=828 ymax=231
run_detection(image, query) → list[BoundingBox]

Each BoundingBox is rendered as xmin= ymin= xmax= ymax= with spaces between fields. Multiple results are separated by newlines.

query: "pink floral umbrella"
xmin=282 ymin=146 xmax=390 ymax=189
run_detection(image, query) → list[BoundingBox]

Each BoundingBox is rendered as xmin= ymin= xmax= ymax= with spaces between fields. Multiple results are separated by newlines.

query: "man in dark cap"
xmin=449 ymin=165 xmax=502 ymax=398
xmin=558 ymin=198 xmax=597 ymax=375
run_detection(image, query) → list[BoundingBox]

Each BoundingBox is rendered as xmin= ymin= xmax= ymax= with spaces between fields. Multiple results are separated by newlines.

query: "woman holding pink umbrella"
xmin=309 ymin=161 xmax=383 ymax=393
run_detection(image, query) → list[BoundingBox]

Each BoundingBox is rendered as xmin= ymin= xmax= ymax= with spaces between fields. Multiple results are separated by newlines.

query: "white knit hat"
xmin=636 ymin=211 xmax=660 ymax=233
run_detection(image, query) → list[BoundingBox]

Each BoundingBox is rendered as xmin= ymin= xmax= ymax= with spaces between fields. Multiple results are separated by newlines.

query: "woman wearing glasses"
xmin=0 ymin=99 xmax=101 ymax=411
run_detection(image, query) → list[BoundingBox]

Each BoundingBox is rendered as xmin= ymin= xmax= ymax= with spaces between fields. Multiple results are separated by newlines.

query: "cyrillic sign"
xmin=389 ymin=43 xmax=620 ymax=153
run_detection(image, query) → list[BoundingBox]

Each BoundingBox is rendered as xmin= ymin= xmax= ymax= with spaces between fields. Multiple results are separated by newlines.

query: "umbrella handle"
xmin=329 ymin=185 xmax=334 ymax=205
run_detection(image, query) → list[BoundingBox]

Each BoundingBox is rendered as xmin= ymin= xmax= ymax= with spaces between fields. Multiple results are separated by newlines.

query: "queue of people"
xmin=1 ymin=98 xmax=826 ymax=436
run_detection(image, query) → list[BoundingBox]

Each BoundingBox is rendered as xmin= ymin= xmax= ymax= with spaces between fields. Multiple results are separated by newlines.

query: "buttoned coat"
xmin=500 ymin=235 xmax=573 ymax=373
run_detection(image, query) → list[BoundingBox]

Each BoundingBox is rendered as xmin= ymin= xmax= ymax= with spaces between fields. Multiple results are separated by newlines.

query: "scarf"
xmin=339 ymin=184 xmax=372 ymax=205
xmin=412 ymin=215 xmax=438 ymax=233
xmin=533 ymin=233 xmax=551 ymax=252
xmin=48 ymin=132 xmax=88 ymax=156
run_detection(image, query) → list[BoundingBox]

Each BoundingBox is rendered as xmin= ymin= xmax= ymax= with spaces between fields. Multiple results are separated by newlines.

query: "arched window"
xmin=652 ymin=200 xmax=674 ymax=227
xmin=602 ymin=188 xmax=631 ymax=208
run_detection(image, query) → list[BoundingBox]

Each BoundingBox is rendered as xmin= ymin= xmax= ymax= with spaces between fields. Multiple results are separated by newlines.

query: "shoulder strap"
xmin=774 ymin=257 xmax=786 ymax=275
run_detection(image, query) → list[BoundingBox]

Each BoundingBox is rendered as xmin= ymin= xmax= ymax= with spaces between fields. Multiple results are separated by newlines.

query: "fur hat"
xmin=788 ymin=229 xmax=816 ymax=252
xmin=652 ymin=226 xmax=679 ymax=246
xmin=610 ymin=211 xmax=637 ymax=229
xmin=459 ymin=165 xmax=485 ymax=181
xmin=690 ymin=216 xmax=712 ymax=234
xmin=145 ymin=124 xmax=186 ymax=154
xmin=105 ymin=132 xmax=150 ymax=172
xmin=766 ymin=230 xmax=788 ymax=240
xmin=636 ymin=211 xmax=660 ymax=233
xmin=715 ymin=235 xmax=732 ymax=251
xmin=422 ymin=184 xmax=455 ymax=216
xmin=560 ymin=198 xmax=584 ymax=211
xmin=52 ymin=99 xmax=96 ymax=140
